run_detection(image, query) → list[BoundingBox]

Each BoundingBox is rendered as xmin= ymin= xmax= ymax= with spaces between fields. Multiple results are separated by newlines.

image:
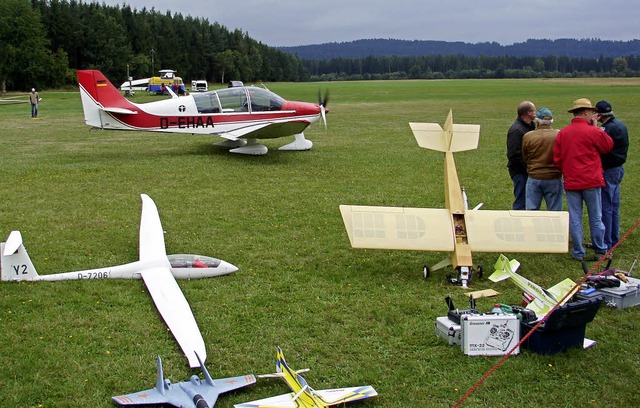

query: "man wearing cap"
xmin=522 ymin=107 xmax=563 ymax=211
xmin=553 ymin=98 xmax=613 ymax=261
xmin=507 ymin=101 xmax=536 ymax=210
xmin=29 ymin=88 xmax=39 ymax=118
xmin=595 ymin=100 xmax=629 ymax=250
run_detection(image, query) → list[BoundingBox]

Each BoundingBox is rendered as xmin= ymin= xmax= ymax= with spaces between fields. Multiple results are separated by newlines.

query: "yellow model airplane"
xmin=339 ymin=110 xmax=569 ymax=288
xmin=234 ymin=347 xmax=377 ymax=408
xmin=489 ymin=254 xmax=578 ymax=317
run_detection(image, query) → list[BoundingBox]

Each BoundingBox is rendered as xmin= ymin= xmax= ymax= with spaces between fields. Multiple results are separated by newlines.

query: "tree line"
xmin=1 ymin=0 xmax=307 ymax=91
xmin=1 ymin=0 xmax=637 ymax=91
xmin=301 ymin=54 xmax=640 ymax=81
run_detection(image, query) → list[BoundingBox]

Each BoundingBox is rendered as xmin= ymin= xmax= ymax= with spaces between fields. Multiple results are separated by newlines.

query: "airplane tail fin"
xmin=1 ymin=231 xmax=40 ymax=281
xmin=195 ymin=351 xmax=215 ymax=386
xmin=488 ymin=254 xmax=521 ymax=283
xmin=77 ymin=70 xmax=138 ymax=129
xmin=155 ymin=356 xmax=166 ymax=395
xmin=409 ymin=110 xmax=480 ymax=153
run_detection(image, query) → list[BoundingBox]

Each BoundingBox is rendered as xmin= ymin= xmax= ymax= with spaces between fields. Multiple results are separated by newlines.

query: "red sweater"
xmin=553 ymin=118 xmax=613 ymax=191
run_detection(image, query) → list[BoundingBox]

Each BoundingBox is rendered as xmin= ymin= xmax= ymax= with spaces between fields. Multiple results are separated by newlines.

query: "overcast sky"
xmin=97 ymin=0 xmax=639 ymax=47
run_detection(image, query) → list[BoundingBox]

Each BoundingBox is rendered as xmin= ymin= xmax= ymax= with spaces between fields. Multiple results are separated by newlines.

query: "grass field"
xmin=1 ymin=78 xmax=639 ymax=407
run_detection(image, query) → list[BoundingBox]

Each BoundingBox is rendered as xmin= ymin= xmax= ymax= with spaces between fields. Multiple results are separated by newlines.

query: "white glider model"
xmin=339 ymin=110 xmax=569 ymax=288
xmin=489 ymin=254 xmax=578 ymax=317
xmin=0 ymin=194 xmax=238 ymax=368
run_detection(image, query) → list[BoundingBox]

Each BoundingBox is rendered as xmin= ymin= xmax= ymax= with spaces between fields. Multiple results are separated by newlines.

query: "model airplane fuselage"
xmin=113 ymin=353 xmax=256 ymax=407
xmin=234 ymin=347 xmax=377 ymax=408
xmin=77 ymin=70 xmax=328 ymax=155
xmin=339 ymin=110 xmax=569 ymax=288
xmin=1 ymin=194 xmax=238 ymax=368
xmin=489 ymin=254 xmax=578 ymax=317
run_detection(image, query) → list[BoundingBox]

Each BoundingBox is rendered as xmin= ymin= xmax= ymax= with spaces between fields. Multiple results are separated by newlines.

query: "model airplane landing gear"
xmin=440 ymin=264 xmax=483 ymax=289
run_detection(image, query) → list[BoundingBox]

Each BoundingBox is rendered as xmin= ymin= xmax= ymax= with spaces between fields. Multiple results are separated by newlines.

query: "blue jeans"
xmin=511 ymin=172 xmax=528 ymax=210
xmin=31 ymin=103 xmax=38 ymax=118
xmin=566 ymin=188 xmax=606 ymax=259
xmin=525 ymin=177 xmax=564 ymax=211
xmin=601 ymin=166 xmax=624 ymax=249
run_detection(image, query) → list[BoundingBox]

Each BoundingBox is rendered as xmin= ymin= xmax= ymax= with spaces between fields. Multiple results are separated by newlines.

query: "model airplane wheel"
xmin=476 ymin=264 xmax=483 ymax=278
xmin=423 ymin=265 xmax=430 ymax=280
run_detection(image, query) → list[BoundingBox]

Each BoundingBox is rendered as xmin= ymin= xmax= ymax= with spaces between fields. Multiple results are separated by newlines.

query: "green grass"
xmin=1 ymin=78 xmax=639 ymax=407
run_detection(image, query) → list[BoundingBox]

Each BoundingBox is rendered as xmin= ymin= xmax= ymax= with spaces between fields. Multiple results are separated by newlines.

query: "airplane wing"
xmin=137 ymin=194 xmax=206 ymax=368
xmin=234 ymin=392 xmax=298 ymax=407
xmin=112 ymin=388 xmax=188 ymax=406
xmin=315 ymin=386 xmax=378 ymax=405
xmin=339 ymin=205 xmax=455 ymax=251
xmin=140 ymin=267 xmax=206 ymax=368
xmin=210 ymin=374 xmax=257 ymax=394
xmin=217 ymin=121 xmax=311 ymax=140
xmin=139 ymin=194 xmax=167 ymax=262
xmin=464 ymin=210 xmax=569 ymax=253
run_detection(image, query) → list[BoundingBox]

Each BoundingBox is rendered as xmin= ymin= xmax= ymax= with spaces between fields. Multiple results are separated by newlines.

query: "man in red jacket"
xmin=553 ymin=98 xmax=613 ymax=261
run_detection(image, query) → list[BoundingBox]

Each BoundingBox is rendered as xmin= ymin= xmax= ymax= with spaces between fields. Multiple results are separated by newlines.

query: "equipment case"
xmin=435 ymin=316 xmax=462 ymax=346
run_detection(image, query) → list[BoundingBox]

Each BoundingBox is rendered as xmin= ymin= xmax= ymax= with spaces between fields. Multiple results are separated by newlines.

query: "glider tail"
xmin=1 ymin=231 xmax=40 ymax=281
xmin=77 ymin=70 xmax=137 ymax=129
xmin=155 ymin=356 xmax=167 ymax=396
xmin=409 ymin=109 xmax=480 ymax=153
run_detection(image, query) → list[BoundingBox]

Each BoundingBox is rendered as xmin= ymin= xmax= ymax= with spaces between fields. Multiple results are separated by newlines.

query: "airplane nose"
xmin=220 ymin=260 xmax=239 ymax=274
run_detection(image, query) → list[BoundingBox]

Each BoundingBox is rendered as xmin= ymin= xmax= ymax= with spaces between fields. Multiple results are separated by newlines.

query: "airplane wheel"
xmin=476 ymin=264 xmax=483 ymax=279
xmin=423 ymin=265 xmax=430 ymax=280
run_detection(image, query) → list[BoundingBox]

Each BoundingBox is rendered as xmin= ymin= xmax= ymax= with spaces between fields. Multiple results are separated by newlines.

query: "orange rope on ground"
xmin=452 ymin=218 xmax=640 ymax=408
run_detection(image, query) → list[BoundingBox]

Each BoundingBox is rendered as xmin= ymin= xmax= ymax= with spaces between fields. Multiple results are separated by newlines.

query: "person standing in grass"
xmin=29 ymin=88 xmax=39 ymax=118
xmin=553 ymin=98 xmax=613 ymax=261
xmin=522 ymin=107 xmax=563 ymax=211
xmin=507 ymin=101 xmax=536 ymax=210
xmin=595 ymin=100 xmax=629 ymax=250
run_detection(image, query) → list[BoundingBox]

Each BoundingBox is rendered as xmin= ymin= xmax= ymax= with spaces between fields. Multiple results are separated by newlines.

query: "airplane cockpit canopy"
xmin=168 ymin=254 xmax=223 ymax=269
xmin=192 ymin=86 xmax=285 ymax=114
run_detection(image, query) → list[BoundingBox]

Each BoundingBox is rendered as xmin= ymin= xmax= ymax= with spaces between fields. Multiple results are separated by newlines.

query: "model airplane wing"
xmin=235 ymin=386 xmax=377 ymax=408
xmin=339 ymin=205 xmax=455 ymax=251
xmin=464 ymin=210 xmax=569 ymax=253
xmin=112 ymin=388 xmax=184 ymax=406
xmin=137 ymin=194 xmax=206 ymax=368
xmin=210 ymin=375 xmax=258 ymax=394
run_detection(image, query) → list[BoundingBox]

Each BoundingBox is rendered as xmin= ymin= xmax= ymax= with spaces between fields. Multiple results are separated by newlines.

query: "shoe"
xmin=595 ymin=252 xmax=612 ymax=261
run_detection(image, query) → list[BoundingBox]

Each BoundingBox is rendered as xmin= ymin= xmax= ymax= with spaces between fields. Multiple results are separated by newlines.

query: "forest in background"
xmin=1 ymin=0 xmax=638 ymax=90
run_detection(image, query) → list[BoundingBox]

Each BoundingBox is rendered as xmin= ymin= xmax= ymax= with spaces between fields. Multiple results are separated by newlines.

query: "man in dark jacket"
xmin=596 ymin=100 xmax=629 ymax=250
xmin=507 ymin=101 xmax=536 ymax=210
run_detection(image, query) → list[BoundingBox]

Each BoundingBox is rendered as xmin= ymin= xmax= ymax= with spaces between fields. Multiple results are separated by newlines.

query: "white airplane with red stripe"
xmin=77 ymin=70 xmax=328 ymax=155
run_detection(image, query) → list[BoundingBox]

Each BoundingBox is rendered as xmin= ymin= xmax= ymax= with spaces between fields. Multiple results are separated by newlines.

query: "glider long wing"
xmin=137 ymin=194 xmax=206 ymax=368
xmin=339 ymin=205 xmax=455 ymax=251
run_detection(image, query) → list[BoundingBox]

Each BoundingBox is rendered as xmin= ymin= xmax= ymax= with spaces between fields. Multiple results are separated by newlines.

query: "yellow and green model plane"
xmin=235 ymin=347 xmax=377 ymax=408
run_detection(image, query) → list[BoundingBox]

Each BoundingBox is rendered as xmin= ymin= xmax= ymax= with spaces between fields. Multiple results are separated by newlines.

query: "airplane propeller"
xmin=318 ymin=89 xmax=330 ymax=129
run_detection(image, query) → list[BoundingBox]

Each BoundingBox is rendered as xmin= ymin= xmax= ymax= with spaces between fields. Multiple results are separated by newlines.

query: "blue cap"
xmin=536 ymin=107 xmax=553 ymax=119
xmin=596 ymin=100 xmax=612 ymax=114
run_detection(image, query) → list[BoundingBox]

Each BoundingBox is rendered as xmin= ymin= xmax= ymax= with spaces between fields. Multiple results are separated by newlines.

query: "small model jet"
xmin=339 ymin=110 xmax=569 ymax=288
xmin=77 ymin=70 xmax=329 ymax=155
xmin=1 ymin=194 xmax=238 ymax=368
xmin=112 ymin=352 xmax=256 ymax=407
xmin=489 ymin=254 xmax=578 ymax=317
xmin=234 ymin=346 xmax=377 ymax=408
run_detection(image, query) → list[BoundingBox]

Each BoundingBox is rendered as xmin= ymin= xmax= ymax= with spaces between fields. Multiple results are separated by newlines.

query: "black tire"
xmin=476 ymin=264 xmax=484 ymax=279
xmin=423 ymin=265 xmax=430 ymax=280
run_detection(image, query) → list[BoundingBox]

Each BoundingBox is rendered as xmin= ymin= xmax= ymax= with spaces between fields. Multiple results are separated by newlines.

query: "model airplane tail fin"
xmin=409 ymin=110 xmax=480 ymax=153
xmin=1 ymin=231 xmax=40 ymax=281
xmin=155 ymin=356 xmax=166 ymax=396
xmin=77 ymin=70 xmax=138 ymax=129
xmin=195 ymin=351 xmax=215 ymax=386
xmin=488 ymin=254 xmax=521 ymax=283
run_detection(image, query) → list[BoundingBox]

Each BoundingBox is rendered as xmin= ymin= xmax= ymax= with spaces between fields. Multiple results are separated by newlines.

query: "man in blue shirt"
xmin=595 ymin=100 xmax=629 ymax=251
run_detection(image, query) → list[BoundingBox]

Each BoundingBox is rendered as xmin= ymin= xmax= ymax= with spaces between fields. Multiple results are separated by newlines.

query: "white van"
xmin=191 ymin=80 xmax=208 ymax=92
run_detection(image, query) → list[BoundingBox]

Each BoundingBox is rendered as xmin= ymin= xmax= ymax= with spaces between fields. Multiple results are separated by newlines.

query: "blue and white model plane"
xmin=113 ymin=353 xmax=256 ymax=407
xmin=1 ymin=194 xmax=238 ymax=368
